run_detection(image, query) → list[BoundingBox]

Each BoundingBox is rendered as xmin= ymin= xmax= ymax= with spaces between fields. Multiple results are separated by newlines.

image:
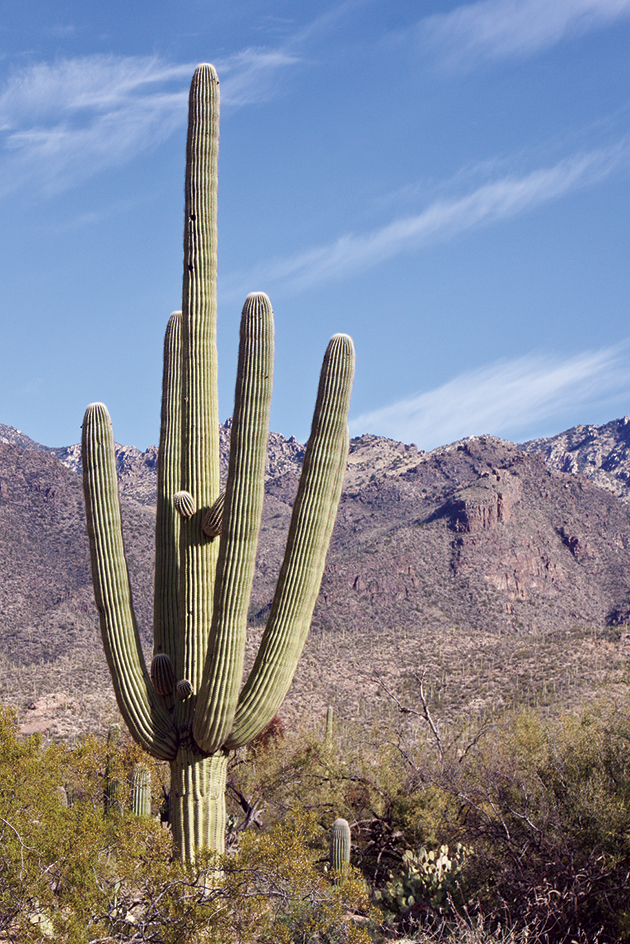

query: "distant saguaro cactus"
xmin=325 ymin=705 xmax=334 ymax=751
xmin=131 ymin=763 xmax=151 ymax=818
xmin=104 ymin=724 xmax=122 ymax=815
xmin=330 ymin=818 xmax=352 ymax=883
xmin=82 ymin=64 xmax=354 ymax=861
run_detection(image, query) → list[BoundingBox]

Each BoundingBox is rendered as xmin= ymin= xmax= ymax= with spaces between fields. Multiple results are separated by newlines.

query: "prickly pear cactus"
xmin=82 ymin=63 xmax=355 ymax=861
xmin=374 ymin=844 xmax=468 ymax=916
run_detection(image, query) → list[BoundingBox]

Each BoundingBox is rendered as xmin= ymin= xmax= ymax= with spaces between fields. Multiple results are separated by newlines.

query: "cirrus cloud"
xmin=0 ymin=50 xmax=299 ymax=198
xmin=419 ymin=0 xmax=630 ymax=67
xmin=222 ymin=139 xmax=630 ymax=297
xmin=349 ymin=346 xmax=630 ymax=450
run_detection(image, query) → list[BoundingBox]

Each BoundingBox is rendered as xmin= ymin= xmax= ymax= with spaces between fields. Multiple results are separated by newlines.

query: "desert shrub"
xmin=446 ymin=700 xmax=630 ymax=941
xmin=2 ymin=695 xmax=630 ymax=942
xmin=227 ymin=696 xmax=630 ymax=942
xmin=0 ymin=708 xmax=374 ymax=942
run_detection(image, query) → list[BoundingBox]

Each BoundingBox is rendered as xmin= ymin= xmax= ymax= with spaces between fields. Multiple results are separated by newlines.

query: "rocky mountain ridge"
xmin=1 ymin=421 xmax=306 ymax=506
xmin=2 ymin=416 xmax=630 ymax=740
xmin=523 ymin=415 xmax=630 ymax=502
xmin=6 ymin=413 xmax=630 ymax=504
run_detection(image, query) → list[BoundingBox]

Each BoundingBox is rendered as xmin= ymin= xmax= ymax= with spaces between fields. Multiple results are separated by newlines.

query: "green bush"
xmin=226 ymin=695 xmax=630 ymax=942
xmin=2 ymin=694 xmax=630 ymax=942
xmin=0 ymin=708 xmax=373 ymax=942
xmin=449 ymin=701 xmax=630 ymax=941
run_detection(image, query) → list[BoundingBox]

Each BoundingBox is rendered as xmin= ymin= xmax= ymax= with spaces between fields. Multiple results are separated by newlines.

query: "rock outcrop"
xmin=523 ymin=416 xmax=630 ymax=501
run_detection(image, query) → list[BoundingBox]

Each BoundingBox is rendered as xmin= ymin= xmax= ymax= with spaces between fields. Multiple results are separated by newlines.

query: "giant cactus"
xmin=81 ymin=63 xmax=355 ymax=860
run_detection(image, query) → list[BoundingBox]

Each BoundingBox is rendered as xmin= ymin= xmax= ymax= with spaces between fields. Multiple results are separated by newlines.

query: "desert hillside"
xmin=1 ymin=417 xmax=630 ymax=740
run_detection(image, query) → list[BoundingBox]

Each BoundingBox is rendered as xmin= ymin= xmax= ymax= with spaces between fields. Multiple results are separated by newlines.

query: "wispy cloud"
xmin=224 ymin=141 xmax=630 ymax=296
xmin=349 ymin=346 xmax=630 ymax=449
xmin=420 ymin=0 xmax=630 ymax=67
xmin=0 ymin=50 xmax=299 ymax=198
xmin=215 ymin=48 xmax=299 ymax=108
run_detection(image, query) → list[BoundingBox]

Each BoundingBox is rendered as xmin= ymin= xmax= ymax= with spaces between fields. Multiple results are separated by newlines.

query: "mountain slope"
xmin=2 ymin=419 xmax=630 ymax=738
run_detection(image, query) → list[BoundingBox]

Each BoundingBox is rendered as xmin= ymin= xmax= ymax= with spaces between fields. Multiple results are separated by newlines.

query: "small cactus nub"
xmin=177 ymin=679 xmax=193 ymax=699
xmin=151 ymin=653 xmax=176 ymax=696
xmin=202 ymin=490 xmax=225 ymax=537
xmin=173 ymin=490 xmax=196 ymax=518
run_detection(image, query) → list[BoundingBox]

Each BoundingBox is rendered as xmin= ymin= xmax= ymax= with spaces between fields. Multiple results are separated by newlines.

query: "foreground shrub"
xmin=228 ymin=693 xmax=630 ymax=942
xmin=2 ymin=693 xmax=630 ymax=942
xmin=447 ymin=701 xmax=630 ymax=941
xmin=0 ymin=708 xmax=372 ymax=942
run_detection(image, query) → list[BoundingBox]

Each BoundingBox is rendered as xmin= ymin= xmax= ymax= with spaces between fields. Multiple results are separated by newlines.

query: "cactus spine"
xmin=330 ymin=818 xmax=351 ymax=883
xmin=82 ymin=64 xmax=355 ymax=861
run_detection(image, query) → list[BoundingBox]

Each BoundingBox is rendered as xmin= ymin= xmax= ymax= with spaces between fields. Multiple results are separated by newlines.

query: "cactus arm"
xmin=82 ymin=403 xmax=177 ymax=761
xmin=153 ymin=311 xmax=182 ymax=668
xmin=178 ymin=63 xmax=221 ymax=692
xmin=226 ymin=333 xmax=355 ymax=750
xmin=193 ymin=292 xmax=274 ymax=754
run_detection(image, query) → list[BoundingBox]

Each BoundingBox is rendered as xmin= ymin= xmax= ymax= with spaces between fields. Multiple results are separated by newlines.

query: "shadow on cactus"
xmin=81 ymin=64 xmax=355 ymax=861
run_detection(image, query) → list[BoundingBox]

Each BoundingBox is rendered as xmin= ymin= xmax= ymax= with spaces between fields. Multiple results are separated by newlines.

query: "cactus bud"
xmin=201 ymin=490 xmax=225 ymax=538
xmin=151 ymin=653 xmax=176 ymax=696
xmin=177 ymin=679 xmax=193 ymax=699
xmin=173 ymin=490 xmax=196 ymax=518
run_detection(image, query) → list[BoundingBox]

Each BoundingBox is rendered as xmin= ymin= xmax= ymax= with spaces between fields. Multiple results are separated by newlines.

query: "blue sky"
xmin=1 ymin=0 xmax=630 ymax=451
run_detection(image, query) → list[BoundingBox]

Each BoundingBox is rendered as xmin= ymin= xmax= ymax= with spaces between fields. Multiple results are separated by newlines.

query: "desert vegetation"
xmin=2 ymin=676 xmax=630 ymax=943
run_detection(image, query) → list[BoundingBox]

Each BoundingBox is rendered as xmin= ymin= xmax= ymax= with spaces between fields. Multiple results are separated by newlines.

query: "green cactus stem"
xmin=150 ymin=654 xmax=175 ymax=696
xmin=330 ymin=818 xmax=351 ymax=883
xmin=131 ymin=763 xmax=151 ymax=817
xmin=104 ymin=724 xmax=123 ymax=814
xmin=82 ymin=63 xmax=354 ymax=861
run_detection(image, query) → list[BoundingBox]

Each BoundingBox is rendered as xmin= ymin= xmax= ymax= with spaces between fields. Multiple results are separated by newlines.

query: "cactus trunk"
xmin=82 ymin=62 xmax=354 ymax=861
xmin=171 ymin=751 xmax=227 ymax=858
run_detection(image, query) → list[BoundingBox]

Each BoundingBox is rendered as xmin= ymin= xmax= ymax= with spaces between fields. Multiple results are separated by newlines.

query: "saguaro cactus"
xmin=131 ymin=763 xmax=151 ymax=818
xmin=104 ymin=723 xmax=123 ymax=815
xmin=81 ymin=64 xmax=355 ymax=860
xmin=330 ymin=818 xmax=352 ymax=883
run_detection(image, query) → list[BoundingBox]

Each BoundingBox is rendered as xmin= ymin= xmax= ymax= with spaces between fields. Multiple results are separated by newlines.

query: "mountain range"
xmin=2 ymin=416 xmax=630 ymax=741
